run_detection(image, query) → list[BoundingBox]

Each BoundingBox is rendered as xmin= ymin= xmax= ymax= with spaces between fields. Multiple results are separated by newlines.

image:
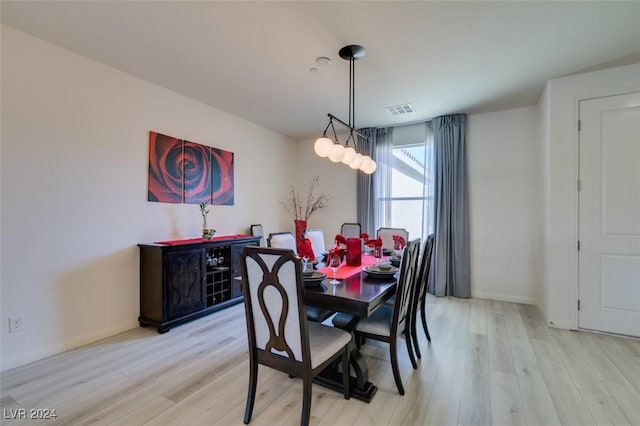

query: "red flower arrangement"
xmin=366 ymin=237 xmax=383 ymax=248
xmin=392 ymin=235 xmax=406 ymax=250
xmin=328 ymin=245 xmax=346 ymax=259
xmin=334 ymin=234 xmax=347 ymax=246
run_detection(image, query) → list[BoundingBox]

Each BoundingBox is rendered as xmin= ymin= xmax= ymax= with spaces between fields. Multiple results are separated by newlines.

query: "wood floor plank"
xmin=468 ymin=298 xmax=488 ymax=336
xmin=601 ymin=380 xmax=640 ymax=425
xmin=423 ymin=344 xmax=465 ymax=426
xmin=502 ymin=302 xmax=537 ymax=363
xmin=518 ymin=304 xmax=551 ymax=342
xmin=458 ymin=333 xmax=492 ymax=426
xmin=487 ymin=311 xmax=516 ymax=374
xmin=547 ymin=328 xmax=608 ymax=393
xmin=386 ymin=376 xmax=432 ymax=426
xmin=352 ymin=360 xmax=400 ymax=426
xmin=532 ymin=343 xmax=596 ymax=426
xmin=590 ymin=333 xmax=640 ymax=394
xmin=513 ymin=357 xmax=562 ymax=426
xmin=579 ymin=389 xmax=632 ymax=426
xmin=490 ymin=370 xmax=526 ymax=426
xmin=446 ymin=298 xmax=471 ymax=347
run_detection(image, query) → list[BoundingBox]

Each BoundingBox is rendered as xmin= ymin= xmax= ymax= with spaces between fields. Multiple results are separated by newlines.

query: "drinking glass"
xmin=374 ymin=246 xmax=382 ymax=266
xmin=329 ymin=254 xmax=341 ymax=285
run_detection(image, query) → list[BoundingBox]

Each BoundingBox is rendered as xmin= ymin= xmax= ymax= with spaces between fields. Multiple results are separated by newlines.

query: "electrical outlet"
xmin=9 ymin=316 xmax=25 ymax=333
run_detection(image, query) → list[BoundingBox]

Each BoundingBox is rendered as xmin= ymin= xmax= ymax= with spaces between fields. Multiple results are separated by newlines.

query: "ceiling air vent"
xmin=385 ymin=103 xmax=415 ymax=116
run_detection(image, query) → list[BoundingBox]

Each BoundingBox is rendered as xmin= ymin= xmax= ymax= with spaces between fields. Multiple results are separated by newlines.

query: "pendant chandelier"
xmin=314 ymin=45 xmax=377 ymax=174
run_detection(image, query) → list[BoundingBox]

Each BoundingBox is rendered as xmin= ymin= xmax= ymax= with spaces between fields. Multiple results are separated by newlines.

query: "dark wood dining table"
xmin=304 ymin=270 xmax=397 ymax=402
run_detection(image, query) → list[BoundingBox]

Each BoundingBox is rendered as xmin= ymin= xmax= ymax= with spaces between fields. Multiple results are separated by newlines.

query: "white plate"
xmin=303 ymin=272 xmax=327 ymax=286
xmin=363 ymin=266 xmax=399 ymax=279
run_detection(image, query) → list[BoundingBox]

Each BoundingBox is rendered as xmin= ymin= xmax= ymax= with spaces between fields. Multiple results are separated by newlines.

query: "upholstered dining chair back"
xmin=239 ymin=247 xmax=351 ymax=425
xmin=250 ymin=224 xmax=264 ymax=246
xmin=392 ymin=238 xmax=421 ymax=336
xmin=340 ymin=223 xmax=361 ymax=239
xmin=304 ymin=229 xmax=326 ymax=261
xmin=242 ymin=248 xmax=306 ymax=362
xmin=267 ymin=232 xmax=297 ymax=254
xmin=376 ymin=227 xmax=409 ymax=251
xmin=409 ymin=234 xmax=435 ymax=358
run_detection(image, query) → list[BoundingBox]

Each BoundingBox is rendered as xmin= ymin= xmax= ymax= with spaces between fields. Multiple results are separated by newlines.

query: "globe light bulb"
xmin=328 ymin=144 xmax=345 ymax=162
xmin=341 ymin=146 xmax=356 ymax=165
xmin=314 ymin=137 xmax=333 ymax=158
xmin=359 ymin=155 xmax=372 ymax=171
xmin=364 ymin=160 xmax=377 ymax=174
xmin=349 ymin=153 xmax=363 ymax=169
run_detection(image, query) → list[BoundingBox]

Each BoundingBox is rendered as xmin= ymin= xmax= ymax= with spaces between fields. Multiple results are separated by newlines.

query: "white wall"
xmin=0 ymin=26 xmax=297 ymax=371
xmin=541 ymin=62 xmax=640 ymax=329
xmin=467 ymin=107 xmax=541 ymax=304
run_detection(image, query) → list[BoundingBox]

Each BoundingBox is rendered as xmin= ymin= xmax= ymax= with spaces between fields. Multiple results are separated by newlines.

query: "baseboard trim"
xmin=471 ymin=291 xmax=535 ymax=305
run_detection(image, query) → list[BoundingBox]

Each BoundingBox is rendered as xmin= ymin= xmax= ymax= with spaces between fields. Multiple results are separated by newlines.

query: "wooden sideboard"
xmin=138 ymin=235 xmax=260 ymax=333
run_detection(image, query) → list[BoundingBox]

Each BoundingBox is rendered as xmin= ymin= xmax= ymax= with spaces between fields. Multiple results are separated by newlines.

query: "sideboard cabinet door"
xmin=165 ymin=249 xmax=205 ymax=321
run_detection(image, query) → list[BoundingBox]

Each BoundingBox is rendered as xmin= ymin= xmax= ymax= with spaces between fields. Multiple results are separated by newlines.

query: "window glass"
xmin=376 ymin=125 xmax=434 ymax=241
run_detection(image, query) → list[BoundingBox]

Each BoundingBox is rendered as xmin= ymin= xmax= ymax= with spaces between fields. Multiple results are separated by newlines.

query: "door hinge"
xmin=577 ymin=240 xmax=581 ymax=251
xmin=577 ymin=179 xmax=581 ymax=191
xmin=577 ymin=300 xmax=581 ymax=311
xmin=578 ymin=120 xmax=582 ymax=131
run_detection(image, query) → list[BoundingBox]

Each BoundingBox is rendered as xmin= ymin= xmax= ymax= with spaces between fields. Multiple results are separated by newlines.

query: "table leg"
xmin=313 ymin=313 xmax=377 ymax=402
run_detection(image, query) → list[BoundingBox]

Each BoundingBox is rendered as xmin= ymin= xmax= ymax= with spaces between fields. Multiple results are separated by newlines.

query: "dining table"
xmin=304 ymin=254 xmax=398 ymax=402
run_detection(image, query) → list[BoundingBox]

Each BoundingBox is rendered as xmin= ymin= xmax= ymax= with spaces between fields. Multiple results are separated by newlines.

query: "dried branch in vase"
xmin=279 ymin=176 xmax=330 ymax=221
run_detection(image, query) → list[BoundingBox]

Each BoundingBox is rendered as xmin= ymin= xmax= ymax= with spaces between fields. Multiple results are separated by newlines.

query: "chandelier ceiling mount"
xmin=314 ymin=44 xmax=376 ymax=174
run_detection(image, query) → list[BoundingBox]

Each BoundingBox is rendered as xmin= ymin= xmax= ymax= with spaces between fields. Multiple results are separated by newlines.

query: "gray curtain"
xmin=429 ymin=114 xmax=471 ymax=298
xmin=356 ymin=127 xmax=392 ymax=237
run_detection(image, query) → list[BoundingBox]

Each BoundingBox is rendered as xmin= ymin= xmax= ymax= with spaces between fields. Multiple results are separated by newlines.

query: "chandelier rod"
xmin=326 ymin=113 xmax=368 ymax=140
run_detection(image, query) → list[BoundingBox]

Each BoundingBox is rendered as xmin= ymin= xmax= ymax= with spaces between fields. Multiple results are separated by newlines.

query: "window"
xmin=375 ymin=123 xmax=434 ymax=242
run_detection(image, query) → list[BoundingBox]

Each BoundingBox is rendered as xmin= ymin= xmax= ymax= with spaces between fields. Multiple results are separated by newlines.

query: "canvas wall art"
xmin=148 ymin=131 xmax=234 ymax=205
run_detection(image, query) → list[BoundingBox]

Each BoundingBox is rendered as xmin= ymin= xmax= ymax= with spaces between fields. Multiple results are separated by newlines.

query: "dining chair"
xmin=340 ymin=222 xmax=361 ymax=239
xmin=267 ymin=231 xmax=333 ymax=323
xmin=239 ymin=247 xmax=351 ymax=425
xmin=409 ymin=234 xmax=434 ymax=359
xmin=376 ymin=227 xmax=409 ymax=251
xmin=303 ymin=228 xmax=333 ymax=322
xmin=267 ymin=231 xmax=297 ymax=254
xmin=250 ymin=224 xmax=264 ymax=246
xmin=354 ymin=238 xmax=421 ymax=395
xmin=304 ymin=228 xmax=327 ymax=263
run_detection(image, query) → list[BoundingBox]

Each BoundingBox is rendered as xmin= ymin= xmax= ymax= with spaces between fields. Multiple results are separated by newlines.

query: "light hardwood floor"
xmin=1 ymin=296 xmax=639 ymax=425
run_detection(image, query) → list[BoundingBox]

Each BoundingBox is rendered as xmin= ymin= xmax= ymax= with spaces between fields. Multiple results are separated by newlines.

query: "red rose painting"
xmin=211 ymin=147 xmax=234 ymax=205
xmin=183 ymin=140 xmax=212 ymax=204
xmin=148 ymin=131 xmax=183 ymax=203
xmin=148 ymin=131 xmax=235 ymax=205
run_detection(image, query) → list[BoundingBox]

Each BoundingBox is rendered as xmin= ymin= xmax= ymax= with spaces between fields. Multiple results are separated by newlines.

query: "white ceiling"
xmin=2 ymin=1 xmax=639 ymax=141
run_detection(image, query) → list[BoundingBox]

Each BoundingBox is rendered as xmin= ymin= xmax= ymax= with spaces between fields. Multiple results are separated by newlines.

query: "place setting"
xmin=302 ymin=257 xmax=327 ymax=288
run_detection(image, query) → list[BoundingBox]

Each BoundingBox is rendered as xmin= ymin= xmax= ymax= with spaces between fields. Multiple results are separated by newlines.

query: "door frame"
xmin=575 ymin=91 xmax=640 ymax=333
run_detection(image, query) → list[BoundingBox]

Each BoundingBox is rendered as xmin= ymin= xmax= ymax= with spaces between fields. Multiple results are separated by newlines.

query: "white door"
xmin=579 ymin=92 xmax=640 ymax=337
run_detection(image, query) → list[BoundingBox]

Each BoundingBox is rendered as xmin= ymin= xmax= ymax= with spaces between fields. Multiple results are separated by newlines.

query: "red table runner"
xmin=318 ymin=254 xmax=378 ymax=279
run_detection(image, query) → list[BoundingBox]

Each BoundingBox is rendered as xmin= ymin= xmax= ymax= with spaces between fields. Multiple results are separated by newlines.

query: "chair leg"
xmin=420 ymin=297 xmax=431 ymax=342
xmin=404 ymin=326 xmax=418 ymax=369
xmin=244 ymin=359 xmax=258 ymax=424
xmin=341 ymin=349 xmax=351 ymax=400
xmin=390 ymin=339 xmax=405 ymax=395
xmin=301 ymin=375 xmax=312 ymax=426
xmin=410 ymin=309 xmax=422 ymax=359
